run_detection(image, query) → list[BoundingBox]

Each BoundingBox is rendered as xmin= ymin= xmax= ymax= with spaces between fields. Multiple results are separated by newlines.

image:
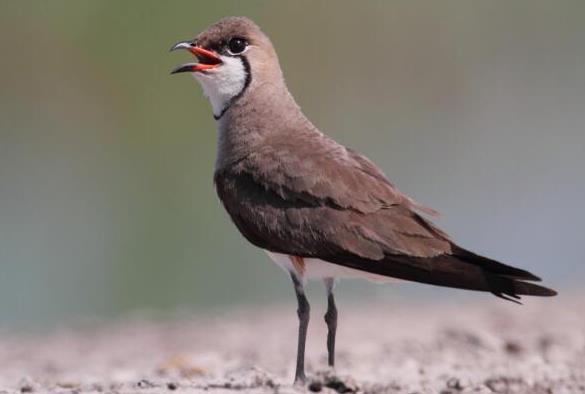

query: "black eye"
xmin=227 ymin=37 xmax=247 ymax=55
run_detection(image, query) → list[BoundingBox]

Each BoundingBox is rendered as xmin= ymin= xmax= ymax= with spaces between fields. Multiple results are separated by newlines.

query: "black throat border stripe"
xmin=213 ymin=56 xmax=252 ymax=121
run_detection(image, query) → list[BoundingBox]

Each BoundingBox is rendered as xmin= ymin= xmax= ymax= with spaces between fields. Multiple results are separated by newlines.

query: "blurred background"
xmin=0 ymin=1 xmax=583 ymax=329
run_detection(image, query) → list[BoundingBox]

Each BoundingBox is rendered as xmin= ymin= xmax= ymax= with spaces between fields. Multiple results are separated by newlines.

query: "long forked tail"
xmin=330 ymin=245 xmax=557 ymax=303
xmin=392 ymin=250 xmax=556 ymax=303
xmin=449 ymin=245 xmax=557 ymax=302
xmin=484 ymin=273 xmax=556 ymax=303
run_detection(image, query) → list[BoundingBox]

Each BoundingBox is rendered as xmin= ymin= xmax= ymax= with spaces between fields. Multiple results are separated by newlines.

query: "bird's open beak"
xmin=170 ymin=41 xmax=222 ymax=74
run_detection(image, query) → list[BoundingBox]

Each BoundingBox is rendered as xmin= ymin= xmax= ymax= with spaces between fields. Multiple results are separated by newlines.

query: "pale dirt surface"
xmin=0 ymin=295 xmax=583 ymax=394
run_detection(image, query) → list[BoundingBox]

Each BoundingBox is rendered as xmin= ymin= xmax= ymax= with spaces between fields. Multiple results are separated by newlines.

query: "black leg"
xmin=324 ymin=278 xmax=337 ymax=367
xmin=291 ymin=273 xmax=310 ymax=384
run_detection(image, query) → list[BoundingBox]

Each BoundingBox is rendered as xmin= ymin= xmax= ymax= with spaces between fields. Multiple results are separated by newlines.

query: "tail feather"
xmin=486 ymin=274 xmax=557 ymax=304
xmin=326 ymin=247 xmax=557 ymax=302
xmin=452 ymin=244 xmax=542 ymax=281
xmin=439 ymin=244 xmax=557 ymax=300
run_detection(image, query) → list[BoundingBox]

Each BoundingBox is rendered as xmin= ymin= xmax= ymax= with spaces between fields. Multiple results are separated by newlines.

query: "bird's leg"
xmin=290 ymin=273 xmax=310 ymax=384
xmin=323 ymin=278 xmax=338 ymax=367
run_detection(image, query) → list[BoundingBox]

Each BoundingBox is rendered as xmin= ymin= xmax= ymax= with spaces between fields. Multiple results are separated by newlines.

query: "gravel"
xmin=0 ymin=295 xmax=582 ymax=393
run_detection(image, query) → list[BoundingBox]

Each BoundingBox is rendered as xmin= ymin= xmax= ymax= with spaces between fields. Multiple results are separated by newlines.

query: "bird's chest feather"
xmin=213 ymin=167 xmax=317 ymax=253
xmin=213 ymin=169 xmax=277 ymax=247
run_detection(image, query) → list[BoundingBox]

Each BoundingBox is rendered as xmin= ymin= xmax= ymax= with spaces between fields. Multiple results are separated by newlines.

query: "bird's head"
xmin=171 ymin=16 xmax=281 ymax=119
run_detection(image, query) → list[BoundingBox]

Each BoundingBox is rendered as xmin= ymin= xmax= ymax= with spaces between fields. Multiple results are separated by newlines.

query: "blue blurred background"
xmin=1 ymin=1 xmax=583 ymax=328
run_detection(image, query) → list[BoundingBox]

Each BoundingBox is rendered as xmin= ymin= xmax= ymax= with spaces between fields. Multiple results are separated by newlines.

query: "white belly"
xmin=265 ymin=251 xmax=399 ymax=283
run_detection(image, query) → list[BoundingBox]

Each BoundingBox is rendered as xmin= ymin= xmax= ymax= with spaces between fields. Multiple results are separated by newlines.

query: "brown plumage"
xmin=171 ymin=16 xmax=556 ymax=383
xmin=213 ymin=134 xmax=554 ymax=301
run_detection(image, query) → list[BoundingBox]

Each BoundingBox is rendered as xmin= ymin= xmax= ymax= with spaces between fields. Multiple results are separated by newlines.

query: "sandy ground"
xmin=0 ymin=295 xmax=583 ymax=394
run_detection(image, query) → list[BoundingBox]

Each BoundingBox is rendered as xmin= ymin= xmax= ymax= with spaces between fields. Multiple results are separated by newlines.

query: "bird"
xmin=170 ymin=16 xmax=556 ymax=383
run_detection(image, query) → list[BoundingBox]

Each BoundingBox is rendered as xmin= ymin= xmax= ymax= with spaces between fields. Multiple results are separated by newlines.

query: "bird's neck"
xmin=214 ymin=78 xmax=316 ymax=171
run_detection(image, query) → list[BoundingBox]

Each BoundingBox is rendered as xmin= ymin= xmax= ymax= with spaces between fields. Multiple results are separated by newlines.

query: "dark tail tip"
xmin=491 ymin=277 xmax=557 ymax=303
xmin=516 ymin=280 xmax=557 ymax=297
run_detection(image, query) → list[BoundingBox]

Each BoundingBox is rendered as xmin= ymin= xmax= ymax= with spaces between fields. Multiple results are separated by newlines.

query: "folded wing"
xmin=214 ymin=133 xmax=556 ymax=301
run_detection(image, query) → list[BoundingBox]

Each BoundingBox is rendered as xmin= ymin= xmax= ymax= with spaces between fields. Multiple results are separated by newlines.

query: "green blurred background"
xmin=1 ymin=1 xmax=583 ymax=329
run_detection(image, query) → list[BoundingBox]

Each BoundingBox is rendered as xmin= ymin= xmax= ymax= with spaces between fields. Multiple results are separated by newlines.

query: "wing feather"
xmin=214 ymin=133 xmax=556 ymax=299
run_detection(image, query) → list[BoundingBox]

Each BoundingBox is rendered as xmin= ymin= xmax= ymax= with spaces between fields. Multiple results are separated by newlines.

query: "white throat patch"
xmin=192 ymin=55 xmax=247 ymax=118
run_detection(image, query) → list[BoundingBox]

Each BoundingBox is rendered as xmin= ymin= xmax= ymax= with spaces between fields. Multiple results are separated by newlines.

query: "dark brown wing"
xmin=214 ymin=133 xmax=556 ymax=300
